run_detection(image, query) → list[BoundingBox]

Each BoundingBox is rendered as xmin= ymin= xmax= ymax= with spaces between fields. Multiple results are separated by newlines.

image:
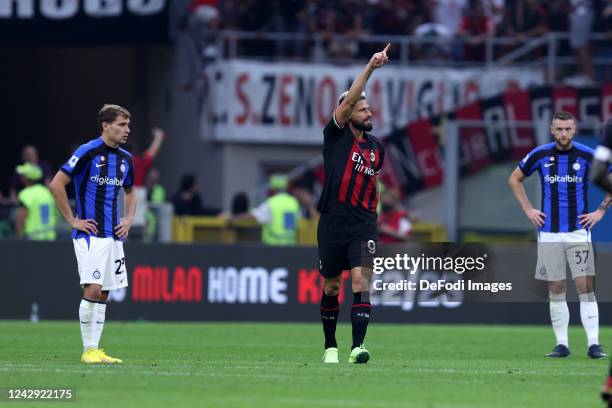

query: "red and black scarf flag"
xmin=382 ymin=84 xmax=612 ymax=194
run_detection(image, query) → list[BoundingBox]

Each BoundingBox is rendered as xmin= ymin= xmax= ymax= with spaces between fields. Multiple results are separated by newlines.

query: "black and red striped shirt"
xmin=317 ymin=116 xmax=385 ymax=223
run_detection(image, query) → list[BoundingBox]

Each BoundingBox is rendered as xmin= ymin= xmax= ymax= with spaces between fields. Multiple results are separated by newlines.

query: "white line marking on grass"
xmin=1 ymin=363 xmax=600 ymax=378
xmin=0 ymin=366 xmax=482 ymax=385
xmin=0 ymin=367 xmax=289 ymax=380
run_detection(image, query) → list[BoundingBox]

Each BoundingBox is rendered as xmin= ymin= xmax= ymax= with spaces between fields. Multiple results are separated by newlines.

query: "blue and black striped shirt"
xmin=60 ymin=137 xmax=134 ymax=240
xmin=519 ymin=142 xmax=597 ymax=233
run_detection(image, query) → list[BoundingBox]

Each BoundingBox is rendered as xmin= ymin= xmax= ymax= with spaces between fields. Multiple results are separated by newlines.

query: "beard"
xmin=350 ymin=118 xmax=373 ymax=132
xmin=555 ymin=137 xmax=572 ymax=149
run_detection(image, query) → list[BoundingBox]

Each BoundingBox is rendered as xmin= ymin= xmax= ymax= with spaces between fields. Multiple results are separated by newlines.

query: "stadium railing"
xmin=198 ymin=31 xmax=612 ymax=83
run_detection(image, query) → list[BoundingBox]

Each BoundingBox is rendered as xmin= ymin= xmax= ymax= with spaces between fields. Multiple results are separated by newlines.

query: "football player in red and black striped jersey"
xmin=317 ymin=44 xmax=389 ymax=364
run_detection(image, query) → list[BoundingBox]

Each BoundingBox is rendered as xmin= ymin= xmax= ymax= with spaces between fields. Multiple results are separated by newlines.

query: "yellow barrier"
xmin=411 ymin=222 xmax=448 ymax=242
xmin=461 ymin=231 xmax=535 ymax=243
xmin=173 ymin=216 xmax=446 ymax=244
xmin=172 ymin=216 xmax=261 ymax=243
xmin=297 ymin=217 xmax=318 ymax=246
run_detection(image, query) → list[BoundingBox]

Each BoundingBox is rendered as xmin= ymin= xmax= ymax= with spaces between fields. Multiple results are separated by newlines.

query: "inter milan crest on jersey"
xmin=100 ymin=156 xmax=105 ymax=162
xmin=120 ymin=162 xmax=126 ymax=173
xmin=573 ymin=162 xmax=581 ymax=171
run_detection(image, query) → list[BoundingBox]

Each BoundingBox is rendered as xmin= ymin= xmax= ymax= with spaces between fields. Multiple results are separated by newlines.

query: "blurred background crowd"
xmin=185 ymin=0 xmax=612 ymax=82
xmin=2 ymin=0 xmax=611 ymax=245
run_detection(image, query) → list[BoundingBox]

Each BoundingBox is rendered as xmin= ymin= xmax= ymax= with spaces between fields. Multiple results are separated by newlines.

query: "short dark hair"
xmin=231 ymin=192 xmax=249 ymax=215
xmin=179 ymin=173 xmax=197 ymax=192
xmin=552 ymin=111 xmax=575 ymax=123
xmin=98 ymin=104 xmax=131 ymax=131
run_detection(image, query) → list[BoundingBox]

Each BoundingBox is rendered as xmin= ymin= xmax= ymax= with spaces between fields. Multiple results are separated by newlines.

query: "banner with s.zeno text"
xmin=201 ymin=60 xmax=544 ymax=144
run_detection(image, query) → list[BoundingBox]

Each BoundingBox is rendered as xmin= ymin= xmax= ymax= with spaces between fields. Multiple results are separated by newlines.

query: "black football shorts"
xmin=317 ymin=213 xmax=378 ymax=279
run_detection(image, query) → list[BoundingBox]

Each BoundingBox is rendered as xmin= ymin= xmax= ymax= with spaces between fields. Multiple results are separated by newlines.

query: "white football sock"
xmin=549 ymin=292 xmax=569 ymax=347
xmin=79 ymin=299 xmax=98 ymax=351
xmin=94 ymin=303 xmax=107 ymax=347
xmin=579 ymin=292 xmax=599 ymax=346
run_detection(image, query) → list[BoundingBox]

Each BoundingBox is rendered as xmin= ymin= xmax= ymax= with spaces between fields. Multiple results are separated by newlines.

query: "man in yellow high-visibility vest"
xmin=15 ymin=163 xmax=57 ymax=240
xmin=233 ymin=175 xmax=301 ymax=245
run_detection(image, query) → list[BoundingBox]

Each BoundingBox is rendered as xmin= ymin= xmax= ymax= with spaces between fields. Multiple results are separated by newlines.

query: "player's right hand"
xmin=369 ymin=43 xmax=390 ymax=69
xmin=525 ymin=208 xmax=546 ymax=227
xmin=70 ymin=218 xmax=98 ymax=235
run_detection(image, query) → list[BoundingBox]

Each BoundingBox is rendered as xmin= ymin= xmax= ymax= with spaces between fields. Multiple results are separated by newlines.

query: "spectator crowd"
xmin=188 ymin=0 xmax=612 ymax=81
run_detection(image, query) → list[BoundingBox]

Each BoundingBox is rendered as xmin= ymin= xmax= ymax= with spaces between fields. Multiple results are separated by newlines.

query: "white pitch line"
xmin=0 ymin=363 xmax=600 ymax=377
xmin=0 ymin=366 xmax=486 ymax=385
xmin=1 ymin=366 xmax=593 ymax=389
xmin=0 ymin=367 xmax=286 ymax=379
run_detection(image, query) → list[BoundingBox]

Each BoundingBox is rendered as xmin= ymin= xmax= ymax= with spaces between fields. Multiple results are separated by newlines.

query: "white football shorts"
xmin=535 ymin=229 xmax=595 ymax=281
xmin=73 ymin=236 xmax=128 ymax=290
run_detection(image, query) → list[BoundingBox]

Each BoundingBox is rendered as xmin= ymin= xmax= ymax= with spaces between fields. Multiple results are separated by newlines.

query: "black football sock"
xmin=351 ymin=291 xmax=371 ymax=349
xmin=320 ymin=292 xmax=340 ymax=349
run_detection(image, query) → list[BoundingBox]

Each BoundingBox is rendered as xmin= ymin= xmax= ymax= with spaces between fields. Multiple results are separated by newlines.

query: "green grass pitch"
xmin=0 ymin=321 xmax=608 ymax=407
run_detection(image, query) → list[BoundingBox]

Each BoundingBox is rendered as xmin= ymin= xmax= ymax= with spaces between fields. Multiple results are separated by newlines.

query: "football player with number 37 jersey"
xmin=509 ymin=111 xmax=611 ymax=361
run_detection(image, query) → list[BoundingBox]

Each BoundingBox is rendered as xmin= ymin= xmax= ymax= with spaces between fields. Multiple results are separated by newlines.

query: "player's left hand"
xmin=115 ymin=217 xmax=134 ymax=239
xmin=578 ymin=210 xmax=604 ymax=229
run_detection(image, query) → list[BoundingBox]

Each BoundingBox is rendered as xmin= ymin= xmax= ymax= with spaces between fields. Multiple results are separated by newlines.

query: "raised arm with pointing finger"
xmin=334 ymin=43 xmax=390 ymax=128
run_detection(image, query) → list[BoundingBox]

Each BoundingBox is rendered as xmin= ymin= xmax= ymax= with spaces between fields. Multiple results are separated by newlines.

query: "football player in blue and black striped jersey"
xmin=49 ymin=104 xmax=137 ymax=364
xmin=509 ymin=111 xmax=611 ymax=360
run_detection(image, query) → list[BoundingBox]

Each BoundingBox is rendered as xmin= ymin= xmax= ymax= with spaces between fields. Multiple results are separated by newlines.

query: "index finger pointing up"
xmin=382 ymin=43 xmax=390 ymax=54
